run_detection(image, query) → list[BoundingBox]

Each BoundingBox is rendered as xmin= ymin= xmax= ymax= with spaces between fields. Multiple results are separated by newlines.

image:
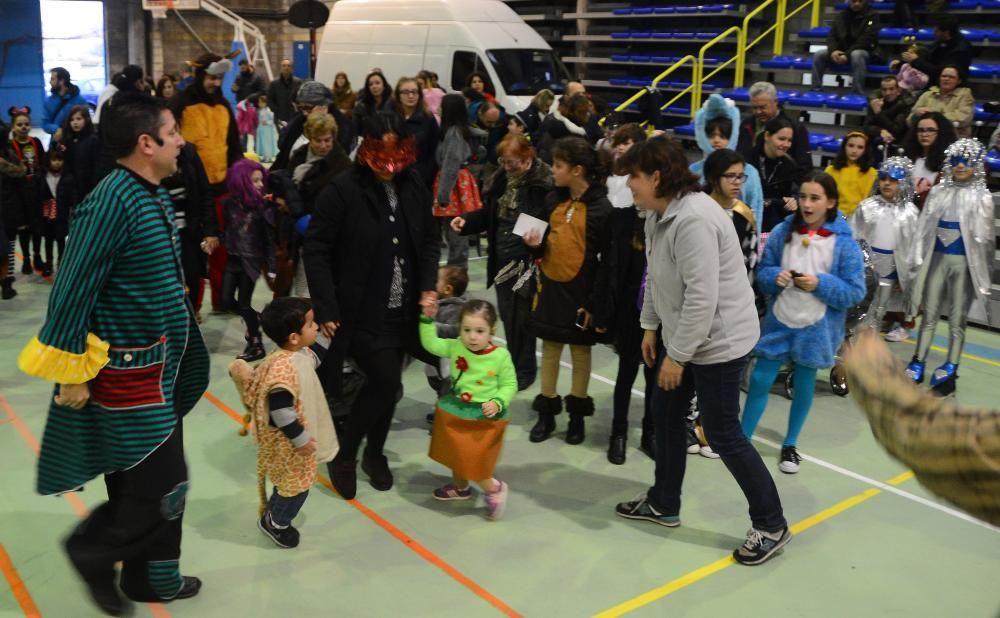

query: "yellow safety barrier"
xmin=693 ymin=26 xmax=742 ymax=112
xmin=606 ymin=55 xmax=696 ymax=125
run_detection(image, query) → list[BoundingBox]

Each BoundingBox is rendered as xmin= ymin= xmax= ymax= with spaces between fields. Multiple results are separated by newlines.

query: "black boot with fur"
xmin=564 ymin=395 xmax=594 ymax=445
xmin=529 ymin=394 xmax=562 ymax=442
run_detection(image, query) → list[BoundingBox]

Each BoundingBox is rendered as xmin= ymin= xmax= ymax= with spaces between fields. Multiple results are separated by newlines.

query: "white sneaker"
xmin=778 ymin=446 xmax=801 ymax=474
xmin=699 ymin=445 xmax=721 ymax=459
xmin=884 ymin=325 xmax=910 ymax=342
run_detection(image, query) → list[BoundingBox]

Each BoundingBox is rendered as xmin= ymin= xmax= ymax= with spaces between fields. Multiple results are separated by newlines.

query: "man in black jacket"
xmin=811 ymin=0 xmax=880 ymax=95
xmin=863 ymin=76 xmax=916 ymax=147
xmin=266 ymin=59 xmax=302 ymax=126
xmin=736 ymin=82 xmax=812 ymax=178
xmin=231 ymin=59 xmax=266 ymax=103
xmin=889 ymin=15 xmax=973 ymax=87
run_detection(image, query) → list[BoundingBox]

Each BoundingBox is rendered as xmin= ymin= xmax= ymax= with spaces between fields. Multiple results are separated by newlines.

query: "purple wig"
xmin=226 ymin=158 xmax=268 ymax=208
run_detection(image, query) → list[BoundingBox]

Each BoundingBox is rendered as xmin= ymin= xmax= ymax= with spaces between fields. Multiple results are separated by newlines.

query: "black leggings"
xmin=613 ymin=323 xmax=655 ymax=436
xmin=221 ymin=259 xmax=260 ymax=339
xmin=18 ymin=227 xmax=41 ymax=263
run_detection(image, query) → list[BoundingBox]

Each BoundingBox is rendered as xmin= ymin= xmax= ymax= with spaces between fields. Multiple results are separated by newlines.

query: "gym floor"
xmin=2 ymin=255 xmax=999 ymax=617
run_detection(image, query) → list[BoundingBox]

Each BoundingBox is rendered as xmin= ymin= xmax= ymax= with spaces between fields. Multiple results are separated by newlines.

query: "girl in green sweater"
xmin=420 ymin=299 xmax=517 ymax=520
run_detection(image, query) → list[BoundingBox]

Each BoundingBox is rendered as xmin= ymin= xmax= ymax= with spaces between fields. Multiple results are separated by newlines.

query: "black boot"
xmin=237 ymin=337 xmax=265 ymax=362
xmin=564 ymin=395 xmax=594 ymax=445
xmin=607 ymin=433 xmax=627 ymax=465
xmin=529 ymin=394 xmax=561 ymax=443
xmin=639 ymin=430 xmax=657 ymax=460
xmin=64 ymin=535 xmax=130 ymax=616
xmin=33 ymin=253 xmax=44 ymax=272
xmin=327 ymin=459 xmax=358 ymax=500
xmin=1 ymin=277 xmax=15 ymax=300
xmin=361 ymin=451 xmax=393 ymax=491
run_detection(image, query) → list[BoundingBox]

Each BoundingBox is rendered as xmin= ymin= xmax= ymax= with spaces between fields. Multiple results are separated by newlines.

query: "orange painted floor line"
xmin=0 ymin=543 xmax=41 ymax=618
xmin=0 ymin=393 xmax=171 ymax=618
xmin=206 ymin=390 xmax=524 ymax=618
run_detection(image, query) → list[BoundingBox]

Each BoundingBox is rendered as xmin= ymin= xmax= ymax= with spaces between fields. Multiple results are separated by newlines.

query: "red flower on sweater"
xmin=460 ymin=392 xmax=473 ymax=403
xmin=456 ymin=357 xmax=469 ymax=372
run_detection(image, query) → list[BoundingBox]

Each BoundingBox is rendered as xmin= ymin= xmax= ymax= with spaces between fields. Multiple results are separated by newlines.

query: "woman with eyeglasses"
xmin=902 ymin=111 xmax=957 ymax=209
xmin=905 ymin=138 xmax=995 ymax=397
xmin=704 ymin=149 xmax=759 ymax=279
xmin=450 ymin=134 xmax=552 ymax=391
xmin=908 ymin=65 xmax=974 ymax=138
xmin=391 ymin=77 xmax=439 ymax=187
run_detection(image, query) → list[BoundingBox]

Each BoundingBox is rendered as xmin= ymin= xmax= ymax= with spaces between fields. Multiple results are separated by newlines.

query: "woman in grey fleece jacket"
xmin=613 ymin=137 xmax=791 ymax=567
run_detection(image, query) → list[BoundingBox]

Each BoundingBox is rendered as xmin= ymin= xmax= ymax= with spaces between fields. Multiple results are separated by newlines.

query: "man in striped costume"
xmin=18 ymin=92 xmax=210 ymax=615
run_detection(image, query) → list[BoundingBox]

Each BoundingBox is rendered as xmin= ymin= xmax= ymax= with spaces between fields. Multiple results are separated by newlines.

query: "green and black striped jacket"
xmin=21 ymin=167 xmax=209 ymax=495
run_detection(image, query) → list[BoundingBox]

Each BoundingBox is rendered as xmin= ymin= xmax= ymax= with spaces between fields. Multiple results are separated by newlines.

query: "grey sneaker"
xmin=733 ymin=527 xmax=791 ymax=565
xmin=615 ymin=493 xmax=681 ymax=527
xmin=884 ymin=325 xmax=910 ymax=342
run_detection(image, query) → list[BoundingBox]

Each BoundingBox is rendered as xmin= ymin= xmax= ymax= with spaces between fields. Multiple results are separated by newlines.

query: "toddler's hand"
xmin=296 ymin=437 xmax=316 ymax=457
xmin=482 ymin=401 xmax=500 ymax=418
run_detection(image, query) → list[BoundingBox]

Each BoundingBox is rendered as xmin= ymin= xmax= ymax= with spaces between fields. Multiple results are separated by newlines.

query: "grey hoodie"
xmin=640 ymin=190 xmax=759 ymax=365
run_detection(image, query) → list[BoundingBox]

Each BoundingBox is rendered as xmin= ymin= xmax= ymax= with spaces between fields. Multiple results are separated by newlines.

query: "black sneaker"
xmin=733 ymin=527 xmax=791 ymax=565
xmin=615 ymin=493 xmax=680 ymax=527
xmin=778 ymin=446 xmax=802 ymax=474
xmin=173 ymin=576 xmax=202 ymax=600
xmin=258 ymin=513 xmax=300 ymax=548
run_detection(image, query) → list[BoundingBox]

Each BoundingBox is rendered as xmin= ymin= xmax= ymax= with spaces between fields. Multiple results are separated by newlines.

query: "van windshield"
xmin=485 ymin=49 xmax=570 ymax=96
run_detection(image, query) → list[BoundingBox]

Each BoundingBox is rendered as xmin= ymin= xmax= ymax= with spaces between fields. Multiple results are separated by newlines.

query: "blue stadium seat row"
xmin=612 ymin=5 xmax=736 ymax=14
xmin=722 ymin=87 xmax=869 ymax=110
xmin=798 ymin=26 xmax=1000 ymax=42
xmin=833 ymin=0 xmax=1000 ymax=9
xmin=758 ymin=56 xmax=1000 ymax=77
xmin=610 ymin=30 xmax=725 ymax=39
xmin=607 ymin=54 xmax=726 ymax=64
xmin=607 ymin=77 xmax=726 ymax=89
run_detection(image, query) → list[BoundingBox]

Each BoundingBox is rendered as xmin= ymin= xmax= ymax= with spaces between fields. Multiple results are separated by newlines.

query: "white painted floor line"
xmin=493 ymin=336 xmax=998 ymax=532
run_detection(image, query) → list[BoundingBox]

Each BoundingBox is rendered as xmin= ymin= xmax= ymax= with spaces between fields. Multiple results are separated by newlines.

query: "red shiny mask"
xmin=356 ymin=134 xmax=417 ymax=176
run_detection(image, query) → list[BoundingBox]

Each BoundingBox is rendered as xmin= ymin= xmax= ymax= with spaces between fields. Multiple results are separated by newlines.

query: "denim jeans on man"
xmin=647 ymin=346 xmax=787 ymax=533
xmin=812 ymin=48 xmax=870 ymax=95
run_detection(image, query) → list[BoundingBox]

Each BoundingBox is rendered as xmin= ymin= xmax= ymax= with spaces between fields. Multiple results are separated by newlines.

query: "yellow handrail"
xmin=693 ymin=26 xmax=742 ymax=113
xmin=606 ymin=55 xmax=697 ymax=124
xmin=738 ymin=0 xmax=780 ymax=86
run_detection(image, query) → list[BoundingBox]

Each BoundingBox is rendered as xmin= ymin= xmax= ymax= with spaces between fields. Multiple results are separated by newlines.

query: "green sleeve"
xmin=419 ymin=315 xmax=453 ymax=359
xmin=492 ymin=349 xmax=518 ymax=412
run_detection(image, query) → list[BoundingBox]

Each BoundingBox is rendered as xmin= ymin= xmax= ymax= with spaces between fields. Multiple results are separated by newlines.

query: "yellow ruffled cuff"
xmin=18 ymin=333 xmax=110 ymax=384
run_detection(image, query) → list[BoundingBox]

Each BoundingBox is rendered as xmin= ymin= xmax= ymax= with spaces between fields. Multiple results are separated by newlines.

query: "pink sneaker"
xmin=432 ymin=483 xmax=473 ymax=501
xmin=484 ymin=480 xmax=508 ymax=520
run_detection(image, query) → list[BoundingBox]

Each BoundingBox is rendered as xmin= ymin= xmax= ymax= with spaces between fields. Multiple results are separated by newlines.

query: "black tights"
xmin=221 ymin=260 xmax=260 ymax=339
xmin=18 ymin=228 xmax=41 ymax=262
xmin=335 ymin=343 xmax=405 ymax=462
xmin=612 ymin=328 xmax=655 ymax=437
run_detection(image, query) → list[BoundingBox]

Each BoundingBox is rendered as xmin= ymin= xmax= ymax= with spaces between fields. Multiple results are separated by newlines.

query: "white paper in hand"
xmin=512 ymin=213 xmax=548 ymax=238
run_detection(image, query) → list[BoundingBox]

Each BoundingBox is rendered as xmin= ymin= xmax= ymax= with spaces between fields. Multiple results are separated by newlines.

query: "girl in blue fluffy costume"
xmin=690 ymin=94 xmax=764 ymax=232
xmin=741 ymin=171 xmax=867 ymax=474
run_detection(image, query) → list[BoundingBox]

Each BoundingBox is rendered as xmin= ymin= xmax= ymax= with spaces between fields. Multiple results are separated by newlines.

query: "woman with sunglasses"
xmin=905 ymin=138 xmax=995 ymax=397
xmin=902 ymin=111 xmax=957 ymax=209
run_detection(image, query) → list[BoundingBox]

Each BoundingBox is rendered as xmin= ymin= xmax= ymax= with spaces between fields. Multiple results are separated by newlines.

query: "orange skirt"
xmin=432 ymin=168 xmax=483 ymax=217
xmin=429 ymin=405 xmax=508 ymax=480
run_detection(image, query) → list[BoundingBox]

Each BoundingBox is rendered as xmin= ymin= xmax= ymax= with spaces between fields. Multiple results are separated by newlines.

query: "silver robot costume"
xmin=906 ymin=138 xmax=996 ymax=395
xmin=849 ymin=156 xmax=921 ymax=332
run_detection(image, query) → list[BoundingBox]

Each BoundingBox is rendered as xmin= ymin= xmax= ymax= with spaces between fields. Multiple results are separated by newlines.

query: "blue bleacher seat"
xmin=654 ymin=7 xmax=676 ymax=13
xmin=630 ymin=31 xmax=652 ymax=38
xmin=700 ymin=4 xmax=725 ymax=12
xmin=673 ymin=123 xmax=696 ymax=136
xmin=611 ymin=31 xmax=631 ymax=39
xmin=950 ymin=0 xmax=978 ymax=8
xmin=985 ymin=153 xmax=1000 ymax=172
xmin=629 ymin=77 xmax=651 ymax=86
xmin=652 ymin=31 xmax=674 ymax=39
xmin=880 ymin=27 xmax=911 ymax=38
xmin=820 ymin=139 xmax=843 ymax=154
xmin=676 ymin=6 xmax=698 ymax=13
xmin=721 ymin=87 xmax=751 ymax=101
xmin=632 ymin=7 xmax=654 ymax=15
xmin=974 ymin=103 xmax=1000 ymax=120
xmin=787 ymin=91 xmax=833 ymax=107
xmin=914 ymin=28 xmax=935 ymax=40
xmin=612 ymin=8 xmax=633 ymax=15
xmin=652 ymin=55 xmax=679 ymax=64
xmin=631 ymin=55 xmax=651 ymax=62
xmin=609 ymin=77 xmax=632 ymax=86
xmin=809 ymin=133 xmax=837 ymax=149
xmin=610 ymin=55 xmax=631 ymax=62
xmin=696 ymin=31 xmax=723 ymax=40
xmin=673 ymin=31 xmax=695 ymax=38
xmin=792 ymin=57 xmax=814 ymax=70
xmin=665 ymin=105 xmax=690 ymax=115
xmin=761 ymin=56 xmax=795 ymax=69
xmin=829 ymin=94 xmax=869 ymax=111
xmin=800 ymin=26 xmax=831 ymax=39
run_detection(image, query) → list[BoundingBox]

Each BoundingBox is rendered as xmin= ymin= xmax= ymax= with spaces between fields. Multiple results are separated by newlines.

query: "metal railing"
xmin=605 ymin=0 xmax=822 ymax=122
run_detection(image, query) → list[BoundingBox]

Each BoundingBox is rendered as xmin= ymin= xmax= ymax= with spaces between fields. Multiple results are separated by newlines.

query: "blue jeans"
xmin=812 ymin=48 xmax=869 ymax=94
xmin=648 ymin=348 xmax=786 ymax=532
xmin=268 ymin=488 xmax=309 ymax=527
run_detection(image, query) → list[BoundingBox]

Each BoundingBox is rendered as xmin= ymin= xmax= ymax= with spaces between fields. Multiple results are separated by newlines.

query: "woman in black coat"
xmin=304 ymin=112 xmax=440 ymax=501
xmin=747 ymin=116 xmax=804 ymax=235
xmin=162 ymin=142 xmax=214 ymax=315
xmin=451 ymin=135 xmax=552 ymax=390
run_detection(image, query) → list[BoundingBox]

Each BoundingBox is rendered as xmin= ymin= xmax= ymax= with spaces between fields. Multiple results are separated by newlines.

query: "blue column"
xmin=0 ymin=0 xmax=45 ymax=117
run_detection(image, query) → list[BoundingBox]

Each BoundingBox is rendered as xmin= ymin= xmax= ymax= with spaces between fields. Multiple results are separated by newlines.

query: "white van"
xmin=314 ymin=0 xmax=570 ymax=114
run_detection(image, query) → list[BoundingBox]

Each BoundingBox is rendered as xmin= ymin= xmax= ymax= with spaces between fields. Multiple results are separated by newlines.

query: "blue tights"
xmin=741 ymin=357 xmax=818 ymax=448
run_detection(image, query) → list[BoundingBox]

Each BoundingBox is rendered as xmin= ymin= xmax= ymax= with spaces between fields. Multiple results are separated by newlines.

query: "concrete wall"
xmin=0 ymin=0 xmax=45 ymax=118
